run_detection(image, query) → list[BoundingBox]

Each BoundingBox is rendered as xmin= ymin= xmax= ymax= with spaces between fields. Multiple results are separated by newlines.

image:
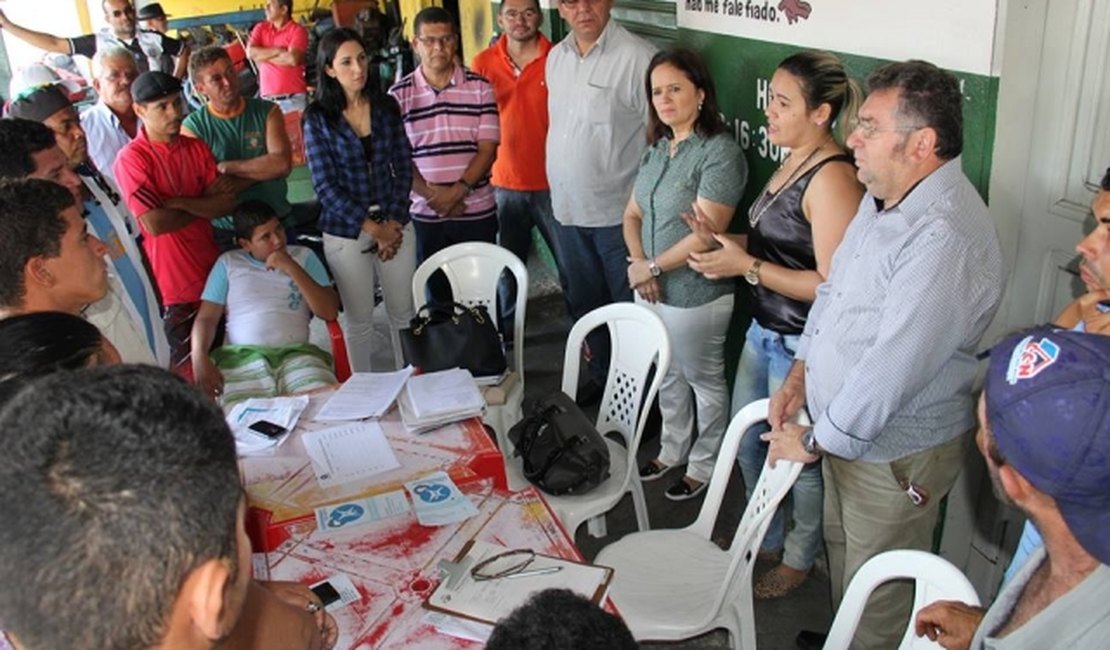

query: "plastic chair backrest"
xmin=326 ymin=320 xmax=351 ymax=382
xmin=824 ymin=549 xmax=982 ymax=650
xmin=686 ymin=399 xmax=805 ymax=620
xmin=560 ymin=303 xmax=671 ymax=486
xmin=411 ymin=242 xmax=529 ymax=376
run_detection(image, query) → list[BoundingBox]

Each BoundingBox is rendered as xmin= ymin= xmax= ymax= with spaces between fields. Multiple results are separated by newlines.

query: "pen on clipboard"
xmin=504 ymin=566 xmax=563 ymax=580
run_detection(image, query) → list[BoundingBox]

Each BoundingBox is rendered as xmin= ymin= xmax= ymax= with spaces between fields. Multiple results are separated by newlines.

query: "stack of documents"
xmin=397 ymin=368 xmax=485 ymax=433
xmin=314 ymin=366 xmax=414 ymax=421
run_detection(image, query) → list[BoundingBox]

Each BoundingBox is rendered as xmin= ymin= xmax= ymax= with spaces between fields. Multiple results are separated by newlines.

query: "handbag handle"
xmin=410 ymin=301 xmax=489 ymax=335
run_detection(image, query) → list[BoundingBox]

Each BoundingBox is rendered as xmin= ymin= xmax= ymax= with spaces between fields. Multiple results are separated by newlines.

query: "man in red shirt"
xmin=247 ymin=0 xmax=309 ymax=114
xmin=472 ymin=0 xmax=564 ymax=339
xmin=113 ymin=71 xmax=241 ymax=377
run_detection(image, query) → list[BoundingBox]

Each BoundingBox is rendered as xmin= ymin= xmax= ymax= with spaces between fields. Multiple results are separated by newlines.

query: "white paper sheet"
xmin=226 ymin=395 xmax=310 ymax=456
xmin=301 ymin=422 xmax=401 ymax=488
xmin=313 ymin=366 xmax=415 ymax=421
xmin=423 ymin=611 xmax=493 ymax=643
xmin=313 ymin=490 xmax=411 ymax=532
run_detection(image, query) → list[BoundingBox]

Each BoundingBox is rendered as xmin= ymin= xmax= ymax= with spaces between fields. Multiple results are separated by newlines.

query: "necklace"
xmin=748 ymin=135 xmax=833 ymax=229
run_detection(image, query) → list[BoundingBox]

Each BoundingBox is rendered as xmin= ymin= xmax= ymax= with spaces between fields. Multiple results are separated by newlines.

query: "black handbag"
xmin=508 ymin=391 xmax=610 ymax=496
xmin=399 ymin=302 xmax=507 ymax=377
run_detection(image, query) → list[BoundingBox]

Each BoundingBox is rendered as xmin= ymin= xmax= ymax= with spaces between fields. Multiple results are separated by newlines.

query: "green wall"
xmin=682 ymin=30 xmax=999 ymax=211
xmin=482 ymin=6 xmax=1001 ymax=381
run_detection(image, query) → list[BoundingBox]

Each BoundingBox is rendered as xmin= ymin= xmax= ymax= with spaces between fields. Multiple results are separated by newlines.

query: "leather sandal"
xmin=753 ymin=564 xmax=809 ymax=600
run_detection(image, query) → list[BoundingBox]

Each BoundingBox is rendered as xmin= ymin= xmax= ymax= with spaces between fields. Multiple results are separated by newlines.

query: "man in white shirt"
xmin=545 ymin=0 xmax=655 ymax=392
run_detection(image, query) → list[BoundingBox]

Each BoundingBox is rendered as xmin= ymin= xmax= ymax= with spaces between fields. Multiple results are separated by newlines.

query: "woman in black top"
xmin=689 ymin=50 xmax=864 ymax=599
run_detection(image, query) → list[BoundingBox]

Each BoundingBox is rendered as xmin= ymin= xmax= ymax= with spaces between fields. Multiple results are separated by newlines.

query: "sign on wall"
xmin=678 ymin=0 xmax=998 ymax=76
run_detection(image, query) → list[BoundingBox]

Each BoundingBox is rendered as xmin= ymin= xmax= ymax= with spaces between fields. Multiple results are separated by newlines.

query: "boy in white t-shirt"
xmin=191 ymin=200 xmax=340 ymax=404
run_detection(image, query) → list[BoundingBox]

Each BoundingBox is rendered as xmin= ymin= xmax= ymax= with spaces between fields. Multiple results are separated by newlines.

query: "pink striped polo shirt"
xmin=389 ymin=65 xmax=500 ymax=222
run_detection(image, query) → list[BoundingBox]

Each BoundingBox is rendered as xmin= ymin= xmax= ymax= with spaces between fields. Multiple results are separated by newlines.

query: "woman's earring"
xmin=698 ymin=101 xmax=704 ymax=111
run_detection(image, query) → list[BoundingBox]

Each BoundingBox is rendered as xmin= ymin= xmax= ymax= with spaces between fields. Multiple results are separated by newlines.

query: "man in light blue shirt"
xmin=764 ymin=60 xmax=1005 ymax=648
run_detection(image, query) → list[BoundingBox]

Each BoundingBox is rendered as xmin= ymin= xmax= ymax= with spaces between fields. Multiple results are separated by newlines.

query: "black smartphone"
xmin=311 ymin=581 xmax=342 ymax=607
xmin=248 ymin=420 xmax=288 ymax=440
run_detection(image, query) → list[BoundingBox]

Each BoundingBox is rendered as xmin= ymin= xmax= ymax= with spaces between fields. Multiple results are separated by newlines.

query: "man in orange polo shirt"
xmin=472 ymin=0 xmax=565 ymax=340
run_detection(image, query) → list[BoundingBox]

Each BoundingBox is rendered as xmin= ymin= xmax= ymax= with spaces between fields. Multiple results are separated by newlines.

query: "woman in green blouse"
xmin=624 ymin=48 xmax=748 ymax=501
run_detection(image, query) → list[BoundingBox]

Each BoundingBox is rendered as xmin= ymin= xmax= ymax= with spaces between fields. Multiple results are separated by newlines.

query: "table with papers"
xmin=241 ymin=387 xmax=507 ymax=552
xmin=254 ymin=481 xmax=593 ymax=648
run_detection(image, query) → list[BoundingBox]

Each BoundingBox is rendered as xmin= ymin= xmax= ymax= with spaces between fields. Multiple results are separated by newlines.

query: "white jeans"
xmin=323 ymin=224 xmax=416 ymax=372
xmin=638 ymin=293 xmax=734 ymax=483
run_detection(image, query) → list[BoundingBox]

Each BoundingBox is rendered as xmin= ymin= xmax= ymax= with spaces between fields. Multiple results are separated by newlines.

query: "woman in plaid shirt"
xmin=303 ymin=28 xmax=415 ymax=372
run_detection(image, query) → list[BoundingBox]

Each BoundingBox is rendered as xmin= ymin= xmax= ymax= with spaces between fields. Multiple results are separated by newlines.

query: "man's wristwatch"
xmin=459 ymin=179 xmax=475 ymax=196
xmin=745 ymin=259 xmax=763 ymax=286
xmin=648 ymin=259 xmax=662 ymax=277
xmin=801 ymin=428 xmax=821 ymax=456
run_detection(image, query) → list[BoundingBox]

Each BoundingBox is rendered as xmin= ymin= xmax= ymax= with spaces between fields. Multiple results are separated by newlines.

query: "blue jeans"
xmin=553 ymin=222 xmax=633 ymax=386
xmin=732 ymin=320 xmax=824 ymax=571
xmin=495 ymin=188 xmax=567 ymax=340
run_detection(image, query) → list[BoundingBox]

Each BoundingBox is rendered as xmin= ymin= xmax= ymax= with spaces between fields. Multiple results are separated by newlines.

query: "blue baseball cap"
xmin=985 ymin=325 xmax=1110 ymax=565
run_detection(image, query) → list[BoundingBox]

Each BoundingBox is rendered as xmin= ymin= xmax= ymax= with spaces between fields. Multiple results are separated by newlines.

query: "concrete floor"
xmin=520 ymin=287 xmax=833 ymax=650
xmin=325 ymin=256 xmax=834 ymax=649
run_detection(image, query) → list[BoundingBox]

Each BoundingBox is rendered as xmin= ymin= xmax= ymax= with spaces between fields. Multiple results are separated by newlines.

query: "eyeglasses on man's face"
xmin=502 ymin=8 xmax=540 ymax=20
xmin=848 ymin=117 xmax=925 ymax=140
xmin=416 ymin=34 xmax=458 ymax=48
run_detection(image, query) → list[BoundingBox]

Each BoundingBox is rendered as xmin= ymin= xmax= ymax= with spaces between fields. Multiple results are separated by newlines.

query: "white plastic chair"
xmin=824 ymin=549 xmax=982 ymax=650
xmin=411 ymin=242 xmax=528 ymax=477
xmin=594 ymin=398 xmax=806 ymax=647
xmin=505 ymin=302 xmax=670 ymax=538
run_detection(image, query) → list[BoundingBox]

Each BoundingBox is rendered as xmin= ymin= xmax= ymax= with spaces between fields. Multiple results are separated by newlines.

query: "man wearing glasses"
xmin=472 ymin=0 xmax=565 ymax=342
xmin=545 ymin=0 xmax=655 ymax=397
xmin=0 ymin=0 xmax=186 ymax=78
xmin=761 ymin=60 xmax=1004 ymax=649
xmin=389 ymin=6 xmax=499 ymax=300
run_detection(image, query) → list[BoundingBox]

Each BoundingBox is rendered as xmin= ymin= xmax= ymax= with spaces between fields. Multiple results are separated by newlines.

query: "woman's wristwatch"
xmin=649 ymin=259 xmax=662 ymax=277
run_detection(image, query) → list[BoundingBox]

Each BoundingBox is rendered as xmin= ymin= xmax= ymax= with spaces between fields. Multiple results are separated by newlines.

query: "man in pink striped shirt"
xmin=389 ymin=6 xmax=500 ymax=300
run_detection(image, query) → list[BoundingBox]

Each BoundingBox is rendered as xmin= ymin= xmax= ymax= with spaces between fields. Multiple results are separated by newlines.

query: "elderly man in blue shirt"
xmin=763 ymin=60 xmax=1005 ymax=649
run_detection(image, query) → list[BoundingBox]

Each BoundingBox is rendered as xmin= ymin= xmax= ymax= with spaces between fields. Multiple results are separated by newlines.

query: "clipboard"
xmin=424 ymin=539 xmax=614 ymax=626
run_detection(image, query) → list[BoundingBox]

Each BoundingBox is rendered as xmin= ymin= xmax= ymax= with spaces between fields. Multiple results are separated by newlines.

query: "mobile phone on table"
xmin=248 ymin=420 xmax=288 ymax=440
xmin=311 ymin=581 xmax=342 ymax=607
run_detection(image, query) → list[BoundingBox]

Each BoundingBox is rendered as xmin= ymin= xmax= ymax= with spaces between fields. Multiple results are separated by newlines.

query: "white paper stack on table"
xmin=313 ymin=366 xmax=415 ymax=422
xmin=398 ymin=368 xmax=485 ymax=434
